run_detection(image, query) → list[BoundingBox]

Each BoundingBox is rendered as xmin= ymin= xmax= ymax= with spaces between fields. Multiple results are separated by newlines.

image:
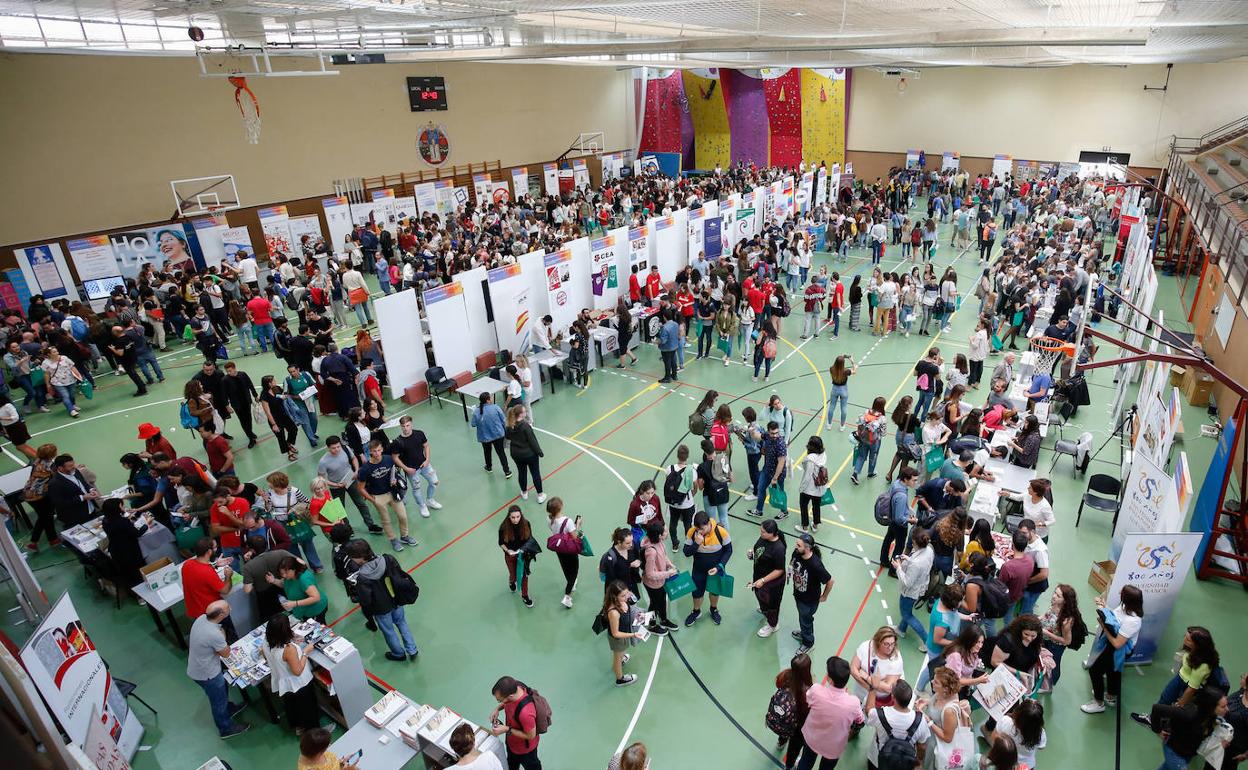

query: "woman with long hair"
xmin=1083 ymin=584 xmax=1146 ymax=714
xmin=262 ymin=613 xmax=320 ymax=734
xmin=547 ymin=496 xmax=582 ymax=609
xmin=505 ymin=405 xmax=545 ymax=503
xmin=0 ymin=392 xmax=36 ymax=461
xmin=931 ymin=506 xmax=969 ymax=579
xmin=497 ymin=505 xmax=534 ymax=607
xmin=693 ymin=390 xmax=719 ymax=437
xmin=602 ymin=580 xmax=639 ymax=687
xmin=920 ymin=667 xmax=971 ymax=767
xmin=959 ymin=519 xmax=995 ymax=571
xmin=715 ymin=294 xmax=739 ymax=366
xmin=284 ymin=365 xmax=320 ymax=448
xmin=1041 ymin=583 xmax=1086 ymax=688
xmin=640 ymin=519 xmax=679 ymax=633
xmin=614 ymin=296 xmax=638 ymax=368
xmin=885 ymin=396 xmax=918 ymax=483
xmin=1135 ymin=626 xmax=1222 ymax=728
xmin=259 ymin=375 xmax=300 ymax=461
xmin=773 ymin=653 xmax=814 ymax=769
xmin=941 ymin=624 xmax=992 ymax=695
xmin=752 ymin=318 xmax=779 ymax=383
xmin=850 ymin=395 xmax=889 ymax=484
xmin=825 ymin=355 xmax=857 ymax=431
xmin=848 ymin=275 xmax=864 ymax=332
xmin=1003 ymin=415 xmax=1042 ymax=469
xmin=273 ymin=555 xmax=328 ymax=623
xmin=1146 ymin=686 xmax=1228 ymax=770
xmin=895 ymin=528 xmax=935 ymax=643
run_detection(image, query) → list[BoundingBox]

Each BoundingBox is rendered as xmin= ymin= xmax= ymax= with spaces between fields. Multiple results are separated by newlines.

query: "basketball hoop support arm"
xmin=196 ymin=48 xmax=339 ymax=78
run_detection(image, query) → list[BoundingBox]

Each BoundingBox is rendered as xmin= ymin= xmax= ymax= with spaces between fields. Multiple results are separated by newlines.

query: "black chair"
xmin=1050 ymin=431 xmax=1093 ymax=477
xmin=1047 ymin=399 xmax=1076 ymax=441
xmin=1076 ymin=473 xmax=1121 ymax=527
xmin=424 ymin=366 xmax=457 ymax=408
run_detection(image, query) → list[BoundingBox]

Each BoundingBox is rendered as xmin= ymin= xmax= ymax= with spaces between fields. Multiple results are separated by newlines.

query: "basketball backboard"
xmin=170 ymin=174 xmax=240 ymax=217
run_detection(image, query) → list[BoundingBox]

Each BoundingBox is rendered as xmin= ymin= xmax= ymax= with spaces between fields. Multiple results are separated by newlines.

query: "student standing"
xmin=825 ymin=356 xmax=856 ymax=431
xmin=747 ymin=519 xmax=788 ymax=639
xmin=663 ymin=447 xmax=696 ymax=550
xmin=505 ymin=405 xmax=546 ymax=503
xmin=1081 ymin=585 xmax=1145 ymax=714
xmin=186 ymin=600 xmax=250 ymax=739
xmin=498 ymin=505 xmax=535 ymax=608
xmin=750 ymin=421 xmax=789 ymax=517
xmin=696 ymin=438 xmax=733 ymax=528
xmin=317 ymin=436 xmax=382 ymax=535
xmin=261 ymin=613 xmax=320 ymax=734
xmin=683 ymin=511 xmax=733 ymax=627
xmin=546 ymin=497 xmax=582 ymax=609
xmin=488 ymin=677 xmax=543 ymax=770
xmin=355 ymin=439 xmax=416 ymax=553
xmin=894 ymin=528 xmax=935 ymax=642
xmin=640 ymin=519 xmax=679 ymax=632
xmin=790 ymin=533 xmax=834 ymax=656
xmin=795 ymin=437 xmax=828 ymax=534
xmin=347 ymin=540 xmax=419 ymax=661
xmin=850 ymin=397 xmax=889 ymax=485
xmin=603 ymin=580 xmax=639 ymax=687
xmin=472 ymin=392 xmax=512 ymax=477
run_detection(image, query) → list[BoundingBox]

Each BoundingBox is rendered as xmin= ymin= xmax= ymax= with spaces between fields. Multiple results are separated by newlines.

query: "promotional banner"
xmin=190 ymin=215 xmax=228 ymax=269
xmin=652 ymin=211 xmax=684 ymax=282
xmin=109 ymin=226 xmax=199 ymax=277
xmin=992 ymin=154 xmax=1013 ymax=179
xmin=815 ymin=168 xmax=828 ymax=207
xmin=704 ymin=217 xmax=723 ymax=261
xmin=20 ymin=594 xmax=143 ymax=757
xmin=222 ymin=226 xmax=254 ymax=261
xmin=257 ymin=205 xmax=295 ymax=258
xmin=422 ymin=282 xmax=473 ymax=378
xmin=942 ymin=151 xmax=960 ymax=171
xmin=543 ymin=163 xmax=559 ymax=196
xmin=288 ymin=215 xmax=325 ymax=256
xmin=544 ymin=248 xmax=575 ymax=328
xmin=370 ymin=189 xmax=398 ymax=235
xmin=638 ymin=155 xmax=660 ymax=175
xmin=435 ymin=180 xmax=458 ymax=218
xmin=628 ymin=227 xmax=650 ymax=273
xmin=322 ymin=197 xmax=355 ymax=257
xmin=2 ymin=269 xmax=31 ymax=313
xmin=687 ymin=208 xmax=706 ymax=263
xmin=572 ymin=158 xmax=591 ymax=188
xmin=1111 ymin=453 xmax=1183 ymax=561
xmin=490 ymin=180 xmax=511 ymax=205
xmin=66 ymin=236 xmax=121 ymax=281
xmin=512 ymin=167 xmax=530 ymax=200
xmin=488 ymin=263 xmax=532 ymax=355
xmin=1108 ymin=531 xmax=1202 ymax=663
xmin=905 ymin=150 xmax=922 ymax=170
xmin=735 ymin=207 xmax=757 ymax=244
xmin=395 ymin=195 xmax=416 ymax=223
xmin=14 ymin=243 xmax=75 ymax=301
xmin=473 ymin=173 xmax=493 ymax=204
xmin=414 ymin=182 xmax=438 ymax=215
xmin=590 ymin=235 xmax=618 ymax=307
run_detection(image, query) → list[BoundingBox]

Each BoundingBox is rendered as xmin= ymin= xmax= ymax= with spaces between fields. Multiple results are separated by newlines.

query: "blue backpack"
xmin=179 ymin=401 xmax=199 ymax=429
xmin=69 ymin=316 xmax=89 ymax=341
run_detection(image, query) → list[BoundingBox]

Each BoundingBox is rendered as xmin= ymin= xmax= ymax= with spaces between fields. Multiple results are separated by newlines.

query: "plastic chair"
xmin=424 ymin=366 xmax=457 ymax=409
xmin=1076 ymin=473 xmax=1121 ymax=527
xmin=1047 ymin=399 xmax=1076 ymax=440
xmin=1050 ymin=431 xmax=1093 ymax=477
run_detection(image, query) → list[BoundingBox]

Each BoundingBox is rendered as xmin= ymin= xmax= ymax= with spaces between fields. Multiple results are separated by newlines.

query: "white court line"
xmin=534 ymin=426 xmax=664 ymax=756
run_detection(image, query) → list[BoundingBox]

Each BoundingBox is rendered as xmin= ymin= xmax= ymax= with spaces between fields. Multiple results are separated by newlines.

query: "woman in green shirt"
xmin=1132 ymin=626 xmax=1221 ymax=728
xmin=274 ymin=556 xmax=328 ymax=623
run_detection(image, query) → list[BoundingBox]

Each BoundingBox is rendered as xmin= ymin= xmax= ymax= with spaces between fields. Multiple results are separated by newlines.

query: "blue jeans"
xmin=795 ymin=599 xmax=817 ymax=646
xmin=704 ymin=500 xmax=729 ymax=528
xmin=852 ymin=441 xmax=881 ymax=476
xmin=194 ymin=672 xmax=238 ymax=735
xmin=1019 ymin=589 xmax=1042 ymax=618
xmin=826 ymin=385 xmax=848 ymax=427
xmin=915 ymin=390 xmax=935 ymax=421
xmin=1157 ymin=744 xmax=1191 ymax=770
xmin=221 ymin=546 xmax=243 ymax=574
xmin=1158 ymin=672 xmax=1188 ymax=705
xmin=376 ymin=606 xmax=418 ymax=656
xmin=236 ymin=323 xmax=257 ymax=354
xmin=135 ymin=350 xmax=163 ymax=382
xmin=288 ymin=536 xmax=322 ymax=570
xmin=253 ymin=322 xmax=275 ymax=352
xmin=52 ymin=384 xmax=76 ymax=414
xmin=14 ymin=374 xmax=46 ymax=408
xmin=288 ymin=401 xmax=318 ymax=445
xmin=353 ymin=301 xmax=373 ymax=326
xmin=754 ymin=467 xmax=785 ymax=513
xmin=378 ymin=279 xmax=391 ymax=295
xmin=897 ymin=596 xmax=927 ymax=639
xmin=406 ymin=465 xmax=439 ymax=508
xmin=753 ymin=346 xmax=773 ymax=378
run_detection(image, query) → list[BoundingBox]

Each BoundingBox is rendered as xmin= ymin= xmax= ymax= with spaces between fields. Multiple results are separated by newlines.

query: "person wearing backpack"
xmin=749 ymin=421 xmax=789 ymax=518
xmin=689 ymin=390 xmax=718 ymax=437
xmin=850 ymin=396 xmax=889 ymax=485
xmin=738 ymin=407 xmax=764 ymax=503
xmin=877 ymin=467 xmax=919 ymax=577
xmin=865 ymin=679 xmax=929 ymax=770
xmin=1039 ymin=584 xmax=1087 ymax=689
xmin=752 ymin=320 xmax=779 ymax=383
xmin=795 ymin=436 xmax=828 ymax=534
xmin=663 ymin=446 xmax=696 ymax=551
xmin=696 ymin=438 xmax=733 ymax=528
xmin=346 ymin=539 xmax=419 ymax=661
xmin=488 ymin=676 xmax=546 ymax=769
xmin=767 ymin=653 xmax=813 ymax=768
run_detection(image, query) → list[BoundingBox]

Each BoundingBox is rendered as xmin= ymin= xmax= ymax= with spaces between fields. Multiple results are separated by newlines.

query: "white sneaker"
xmin=757 ymin=624 xmax=777 ymax=638
xmin=723 ymin=358 xmax=729 ymax=367
xmin=419 ymin=506 xmax=431 ymax=518
xmin=426 ymin=500 xmax=443 ymax=510
xmin=537 ymin=493 xmax=547 ymax=504
xmin=1080 ymin=701 xmax=1106 ymax=714
xmin=520 ymin=491 xmax=529 ymax=500
xmin=743 ymin=492 xmax=757 ymax=501
xmin=561 ymin=595 xmax=573 ymax=609
xmin=839 ymin=424 xmax=846 ymax=432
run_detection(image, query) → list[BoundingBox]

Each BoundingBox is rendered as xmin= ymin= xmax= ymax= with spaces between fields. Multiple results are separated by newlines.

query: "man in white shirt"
xmin=1016 ymin=518 xmax=1050 ymax=618
xmin=869 ymin=219 xmax=887 ymax=264
xmin=865 ymin=679 xmax=928 ymax=768
xmin=236 ymin=251 xmax=259 ymax=291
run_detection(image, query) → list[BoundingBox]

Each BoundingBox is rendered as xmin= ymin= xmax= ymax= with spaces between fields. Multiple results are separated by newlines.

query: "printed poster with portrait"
xmin=418 ymin=123 xmax=450 ymax=166
xmin=107 ymin=226 xmax=199 ymax=277
xmin=628 ymin=227 xmax=649 ymax=272
xmin=544 ymin=250 xmax=572 ymax=310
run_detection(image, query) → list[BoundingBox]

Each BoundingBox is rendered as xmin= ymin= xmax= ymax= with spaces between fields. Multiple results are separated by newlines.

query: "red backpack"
xmin=710 ymin=422 xmax=730 ymax=452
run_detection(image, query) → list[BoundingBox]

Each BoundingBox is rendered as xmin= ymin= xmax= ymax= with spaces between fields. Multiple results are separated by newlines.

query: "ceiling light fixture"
xmin=785 ymin=11 xmax=805 ymax=17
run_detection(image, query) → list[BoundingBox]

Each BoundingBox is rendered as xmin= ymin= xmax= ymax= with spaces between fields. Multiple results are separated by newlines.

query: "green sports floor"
xmin=3 ymin=209 xmax=1244 ymax=770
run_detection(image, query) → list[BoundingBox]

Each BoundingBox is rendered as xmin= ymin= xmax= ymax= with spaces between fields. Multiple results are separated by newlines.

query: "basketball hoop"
xmin=1030 ymin=336 xmax=1076 ymax=377
xmin=228 ymin=75 xmax=262 ymax=144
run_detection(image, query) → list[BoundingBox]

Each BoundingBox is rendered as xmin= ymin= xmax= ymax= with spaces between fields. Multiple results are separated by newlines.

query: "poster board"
xmin=322 ymin=197 xmax=355 ymax=257
xmin=189 ymin=215 xmax=229 ymax=269
xmin=942 ymin=152 xmax=960 ymax=171
xmin=518 ymin=249 xmax=550 ymax=326
xmin=687 ymin=207 xmax=706 ymax=265
xmin=19 ymin=593 xmax=143 ymax=759
xmin=488 ymin=263 xmax=532 ymax=356
xmin=394 ymin=195 xmax=417 ymax=224
xmin=543 ymin=163 xmax=559 ymax=196
xmin=512 ymin=167 xmax=530 ymax=200
xmin=422 ymin=283 xmax=473 ymax=377
xmin=589 ymin=234 xmax=621 ymax=309
xmin=453 ymin=266 xmax=496 ymax=360
xmin=1107 ymin=531 xmax=1202 ymax=663
xmin=1111 ymin=452 xmax=1183 ymax=561
xmin=14 ymin=243 xmax=78 ymax=302
xmin=370 ymin=189 xmax=398 ymax=235
xmin=992 ymin=154 xmax=1013 ymax=179
xmin=222 ymin=227 xmax=254 ymax=261
xmin=473 ymin=173 xmax=493 ymax=204
xmin=627 ymin=226 xmax=651 ymax=277
xmin=544 ymin=249 xmax=575 ymax=329
xmin=65 ymin=236 xmax=121 ymax=282
xmin=905 ymin=150 xmax=921 ymax=170
xmin=414 ymin=183 xmax=438 ymax=216
xmin=374 ymin=290 xmax=429 ymax=401
xmin=572 ymin=158 xmax=591 ymax=188
xmin=652 ymin=210 xmax=686 ymax=283
xmin=287 ymin=215 xmax=324 ymax=255
xmin=257 ymin=205 xmax=295 ymax=258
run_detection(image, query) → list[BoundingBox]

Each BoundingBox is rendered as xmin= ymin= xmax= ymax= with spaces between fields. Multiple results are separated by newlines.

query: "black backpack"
xmin=383 ymin=554 xmax=420 ymax=605
xmin=1068 ymin=614 xmax=1089 ymax=651
xmin=873 ymin=488 xmax=896 ymax=526
xmin=969 ymin=576 xmax=1010 ymax=619
xmin=663 ymin=465 xmax=686 ymax=506
xmin=876 ymin=708 xmax=923 ymax=770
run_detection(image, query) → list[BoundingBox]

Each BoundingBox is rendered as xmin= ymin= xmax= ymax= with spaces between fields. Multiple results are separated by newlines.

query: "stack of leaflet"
xmin=222 ymin=627 xmax=270 ymax=687
xmin=417 ymin=707 xmax=459 ymax=746
xmin=364 ymin=690 xmax=407 ymax=728
xmin=395 ymin=703 xmax=436 ymax=748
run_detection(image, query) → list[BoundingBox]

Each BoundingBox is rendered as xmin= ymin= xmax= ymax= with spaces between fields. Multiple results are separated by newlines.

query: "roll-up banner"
xmin=20 ymin=593 xmax=144 ymax=759
xmin=628 ymin=227 xmax=650 ymax=273
xmin=687 ymin=207 xmax=706 ymax=263
xmin=257 ymin=205 xmax=294 ymax=258
xmin=543 ymin=163 xmax=560 ymax=196
xmin=942 ymin=152 xmax=960 ymax=171
xmin=905 ymin=150 xmax=922 ymax=169
xmin=288 ymin=215 xmax=324 ymax=255
xmin=323 ymin=196 xmax=355 ymax=257
xmin=590 ymin=235 xmax=618 ymax=309
xmin=66 ymin=236 xmax=122 ymax=309
xmin=473 ymin=173 xmax=493 ymax=204
xmin=222 ymin=227 xmax=254 ymax=261
xmin=14 ymin=243 xmax=78 ymax=302
xmin=374 ymin=290 xmax=429 ymax=401
xmin=414 ymin=182 xmax=438 ymax=216
xmin=370 ymin=188 xmax=398 ymax=235
xmin=190 ymin=215 xmax=229 ymax=269
xmin=572 ymin=158 xmax=591 ymax=188
xmin=992 ymin=154 xmax=1013 ymax=179
xmin=422 ymin=282 xmax=473 ymax=377
xmin=816 ymin=168 xmax=828 ymax=206
xmin=1107 ymin=531 xmax=1202 ymax=664
xmin=435 ymin=180 xmax=458 ymax=218
xmin=512 ymin=167 xmax=530 ymax=199
xmin=544 ymin=248 xmax=575 ymax=329
xmin=395 ymin=196 xmax=417 ymax=224
xmin=488 ymin=263 xmax=532 ymax=356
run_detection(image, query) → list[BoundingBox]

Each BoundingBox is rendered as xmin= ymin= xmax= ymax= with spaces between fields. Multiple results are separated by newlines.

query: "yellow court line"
xmin=556 ymin=431 xmax=883 ymax=540
xmin=568 ymin=380 xmax=660 ymax=439
xmin=574 ymin=374 xmax=593 ymax=396
xmin=777 ymin=334 xmax=829 ymax=467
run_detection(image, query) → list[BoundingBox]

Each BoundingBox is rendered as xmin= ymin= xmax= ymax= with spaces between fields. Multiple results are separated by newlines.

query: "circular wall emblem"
xmin=555 ymin=290 xmax=568 ymax=307
xmin=418 ymin=123 xmax=450 ymax=166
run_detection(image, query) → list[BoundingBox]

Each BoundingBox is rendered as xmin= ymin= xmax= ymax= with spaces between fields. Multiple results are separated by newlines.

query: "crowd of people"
xmin=9 ymin=158 xmax=1244 ymax=770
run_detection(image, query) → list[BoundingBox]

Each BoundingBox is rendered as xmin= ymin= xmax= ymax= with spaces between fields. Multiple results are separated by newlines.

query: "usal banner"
xmin=488 ymin=263 xmax=531 ymax=355
xmin=1108 ymin=531 xmax=1202 ymax=664
xmin=1111 ymin=452 xmax=1181 ymax=561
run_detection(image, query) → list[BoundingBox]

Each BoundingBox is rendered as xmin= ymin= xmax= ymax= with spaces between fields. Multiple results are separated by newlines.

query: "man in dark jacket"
xmin=46 ymin=454 xmax=100 ymax=527
xmin=347 ymin=540 xmax=418 ymax=661
xmin=320 ymin=343 xmax=360 ymax=419
xmin=192 ymin=360 xmax=233 ymax=438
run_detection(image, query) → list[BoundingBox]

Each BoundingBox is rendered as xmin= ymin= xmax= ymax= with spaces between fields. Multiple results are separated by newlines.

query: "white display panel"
xmin=322 ymin=197 xmax=355 ymax=257
xmin=454 ymin=266 xmax=496 ymax=360
xmin=423 ymin=283 xmax=474 ymax=377
xmin=652 ymin=209 xmax=686 ymax=284
xmin=374 ymin=289 xmax=430 ymax=400
xmin=519 ymin=249 xmax=549 ymax=325
xmin=190 ymin=215 xmax=229 ymax=268
xmin=564 ymin=237 xmax=593 ymax=318
xmin=488 ymin=263 xmax=532 ymax=356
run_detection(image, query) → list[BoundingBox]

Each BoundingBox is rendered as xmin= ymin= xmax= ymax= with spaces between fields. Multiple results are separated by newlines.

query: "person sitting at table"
xmin=1023 ymin=370 xmax=1053 ymax=411
xmin=994 ymin=415 xmax=1042 ymax=469
xmin=981 ymin=403 xmax=1019 ymax=438
xmin=271 ymin=555 xmax=328 ymax=623
xmin=998 ymin=479 xmax=1055 ymax=540
xmin=297 ymin=726 xmax=358 ymax=770
xmin=449 ymin=721 xmax=504 ymax=769
xmin=100 ymin=498 xmax=145 ymax=605
xmin=261 ymin=613 xmax=321 ymax=735
xmin=47 ymin=453 xmax=100 ymax=528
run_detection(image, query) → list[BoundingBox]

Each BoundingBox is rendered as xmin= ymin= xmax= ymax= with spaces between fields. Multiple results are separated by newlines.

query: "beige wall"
xmin=0 ymin=52 xmax=632 ymax=245
xmin=848 ymin=63 xmax=1248 ymax=170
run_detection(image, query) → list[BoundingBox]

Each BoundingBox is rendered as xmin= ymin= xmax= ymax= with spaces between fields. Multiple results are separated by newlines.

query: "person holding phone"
xmin=1081 ymin=584 xmax=1145 ymax=714
xmin=296 ymin=726 xmax=360 ymax=769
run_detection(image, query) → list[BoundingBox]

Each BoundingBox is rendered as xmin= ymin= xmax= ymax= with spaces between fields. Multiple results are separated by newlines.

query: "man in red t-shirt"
xmin=182 ymin=537 xmax=233 ymax=620
xmin=245 ymin=294 xmax=275 ymax=353
xmin=199 ymin=424 xmax=234 ymax=476
xmin=826 ymin=273 xmax=846 ymax=338
xmin=489 ymin=676 xmax=541 ymax=768
xmin=210 ymin=485 xmax=248 ymax=557
xmin=645 ymin=265 xmax=664 ymax=304
xmin=628 ymin=266 xmax=642 ymax=303
xmin=747 ymin=283 xmax=766 ymax=316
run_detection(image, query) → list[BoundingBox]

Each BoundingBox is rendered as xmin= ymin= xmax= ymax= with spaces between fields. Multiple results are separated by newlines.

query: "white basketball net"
xmin=240 ymin=100 xmax=261 ymax=144
xmin=1030 ymin=337 xmax=1069 ymax=376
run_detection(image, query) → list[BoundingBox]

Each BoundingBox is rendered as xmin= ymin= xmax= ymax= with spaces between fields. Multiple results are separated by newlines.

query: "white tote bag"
xmin=933 ymin=707 xmax=977 ymax=770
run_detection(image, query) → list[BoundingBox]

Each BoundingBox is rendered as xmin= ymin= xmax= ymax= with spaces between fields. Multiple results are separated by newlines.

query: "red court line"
xmin=612 ymin=366 xmax=818 ymax=417
xmin=835 ymin=566 xmax=883 ymax=657
xmin=366 ymin=670 xmax=398 ymax=691
xmin=327 ymin=387 xmax=675 ymax=628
